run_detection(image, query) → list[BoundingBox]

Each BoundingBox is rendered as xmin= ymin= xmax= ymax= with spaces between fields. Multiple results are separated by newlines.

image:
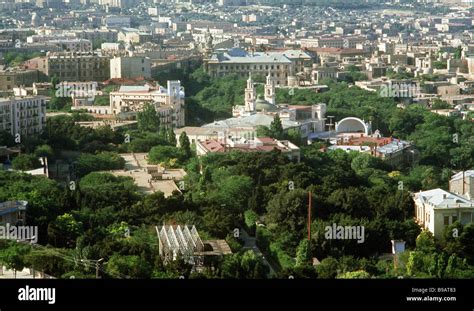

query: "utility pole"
xmin=96 ymin=258 xmax=104 ymax=279
xmin=308 ymin=191 xmax=312 ymax=241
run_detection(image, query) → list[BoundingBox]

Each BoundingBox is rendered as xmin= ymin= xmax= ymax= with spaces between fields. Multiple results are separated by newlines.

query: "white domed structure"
xmin=335 ymin=117 xmax=371 ymax=136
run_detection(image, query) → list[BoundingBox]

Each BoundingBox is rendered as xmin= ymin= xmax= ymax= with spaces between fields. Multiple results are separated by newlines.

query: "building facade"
xmin=0 ymin=69 xmax=39 ymax=91
xmin=204 ymin=48 xmax=313 ymax=86
xmin=110 ymin=56 xmax=151 ymax=79
xmin=42 ymin=52 xmax=110 ymax=82
xmin=109 ymin=81 xmax=185 ymax=128
xmin=414 ymin=188 xmax=474 ymax=238
xmin=0 ymin=96 xmax=47 ymax=138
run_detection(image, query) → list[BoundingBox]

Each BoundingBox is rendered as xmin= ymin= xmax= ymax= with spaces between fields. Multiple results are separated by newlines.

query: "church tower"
xmin=245 ymin=73 xmax=256 ymax=112
xmin=264 ymin=72 xmax=276 ymax=105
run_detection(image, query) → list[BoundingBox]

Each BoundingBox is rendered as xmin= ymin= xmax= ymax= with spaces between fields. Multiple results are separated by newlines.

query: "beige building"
xmin=414 ymin=188 xmax=474 ymax=238
xmin=110 ymin=56 xmax=151 ymax=79
xmin=0 ymin=96 xmax=47 ymax=138
xmin=204 ymin=48 xmax=313 ymax=86
xmin=40 ymin=52 xmax=110 ymax=82
xmin=450 ymin=170 xmax=474 ymax=200
xmin=109 ymin=81 xmax=185 ymax=128
xmin=0 ymin=69 xmax=39 ymax=91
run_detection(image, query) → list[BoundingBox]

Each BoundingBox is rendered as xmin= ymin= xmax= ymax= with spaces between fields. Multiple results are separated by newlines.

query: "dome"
xmin=255 ymin=95 xmax=278 ymax=112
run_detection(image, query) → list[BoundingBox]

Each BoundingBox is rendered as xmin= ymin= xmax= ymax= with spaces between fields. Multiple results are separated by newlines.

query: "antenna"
xmin=327 ymin=115 xmax=335 ymax=141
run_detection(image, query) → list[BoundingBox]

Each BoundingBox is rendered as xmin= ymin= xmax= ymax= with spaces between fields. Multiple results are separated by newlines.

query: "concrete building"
xmin=414 ymin=188 xmax=474 ymax=238
xmin=449 ymin=170 xmax=474 ymax=200
xmin=0 ymin=69 xmax=39 ymax=91
xmin=0 ymin=201 xmax=28 ymax=226
xmin=0 ymin=96 xmax=47 ymax=138
xmin=204 ymin=48 xmax=313 ymax=86
xmin=41 ymin=52 xmax=110 ymax=82
xmin=110 ymin=56 xmax=151 ymax=79
xmin=109 ymin=81 xmax=185 ymax=127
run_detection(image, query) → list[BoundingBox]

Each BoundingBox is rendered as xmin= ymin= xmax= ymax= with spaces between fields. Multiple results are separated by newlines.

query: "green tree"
xmin=416 ymin=230 xmax=436 ymax=253
xmin=12 ymin=154 xmax=41 ymax=170
xmin=168 ymin=128 xmax=177 ymax=146
xmin=337 ymin=270 xmax=371 ymax=279
xmin=269 ymin=114 xmax=284 ymax=139
xmin=316 ymin=257 xmax=339 ymax=279
xmin=179 ymin=132 xmax=192 ymax=158
xmin=295 ymin=239 xmax=312 ymax=267
xmin=0 ymin=242 xmax=31 ymax=278
xmin=137 ymin=103 xmax=160 ymax=132
xmin=34 ymin=144 xmax=54 ymax=158
xmin=106 ymin=254 xmax=153 ymax=278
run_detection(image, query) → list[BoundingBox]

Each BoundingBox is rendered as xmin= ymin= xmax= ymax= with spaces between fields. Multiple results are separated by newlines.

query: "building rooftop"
xmin=415 ymin=188 xmax=474 ymax=209
xmin=451 ymin=170 xmax=474 ymax=181
xmin=203 ymin=113 xmax=299 ymax=129
xmin=209 ymin=47 xmax=293 ymax=64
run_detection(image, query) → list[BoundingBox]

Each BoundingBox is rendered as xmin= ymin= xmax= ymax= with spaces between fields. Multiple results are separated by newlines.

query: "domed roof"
xmin=255 ymin=95 xmax=277 ymax=112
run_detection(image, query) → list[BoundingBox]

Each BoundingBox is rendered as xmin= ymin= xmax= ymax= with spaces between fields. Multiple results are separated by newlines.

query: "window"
xmin=444 ymin=216 xmax=449 ymax=226
xmin=452 ymin=216 xmax=458 ymax=223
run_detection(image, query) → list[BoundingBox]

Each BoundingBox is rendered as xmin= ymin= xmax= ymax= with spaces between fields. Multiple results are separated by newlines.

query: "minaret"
xmin=264 ymin=72 xmax=276 ymax=105
xmin=245 ymin=73 xmax=256 ymax=112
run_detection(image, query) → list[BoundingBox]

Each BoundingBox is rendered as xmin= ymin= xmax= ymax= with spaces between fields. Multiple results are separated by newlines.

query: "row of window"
xmin=219 ymin=64 xmax=289 ymax=71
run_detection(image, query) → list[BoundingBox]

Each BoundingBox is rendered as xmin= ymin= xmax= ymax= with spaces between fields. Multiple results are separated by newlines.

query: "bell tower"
xmin=245 ymin=73 xmax=256 ymax=112
xmin=264 ymin=72 xmax=276 ymax=105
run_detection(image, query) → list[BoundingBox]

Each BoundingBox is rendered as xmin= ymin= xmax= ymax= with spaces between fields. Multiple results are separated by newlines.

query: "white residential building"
xmin=414 ymin=188 xmax=474 ymax=238
xmin=0 ymin=96 xmax=47 ymax=138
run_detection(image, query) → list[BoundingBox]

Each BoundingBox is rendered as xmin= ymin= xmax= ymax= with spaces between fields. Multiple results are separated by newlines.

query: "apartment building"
xmin=0 ymin=96 xmax=47 ymax=138
xmin=109 ymin=81 xmax=185 ymax=128
xmin=0 ymin=69 xmax=39 ymax=91
xmin=41 ymin=52 xmax=110 ymax=82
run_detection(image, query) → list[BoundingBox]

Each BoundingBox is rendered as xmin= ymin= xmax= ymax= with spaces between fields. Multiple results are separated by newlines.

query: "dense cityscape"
xmin=0 ymin=0 xmax=473 ymax=295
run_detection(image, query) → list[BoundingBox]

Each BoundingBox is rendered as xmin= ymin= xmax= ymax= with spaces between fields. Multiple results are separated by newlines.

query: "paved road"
xmin=239 ymin=228 xmax=276 ymax=277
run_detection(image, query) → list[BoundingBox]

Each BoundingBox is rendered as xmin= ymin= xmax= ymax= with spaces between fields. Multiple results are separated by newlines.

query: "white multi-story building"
xmin=0 ymin=96 xmax=47 ymax=138
xmin=109 ymin=81 xmax=185 ymax=128
xmin=414 ymin=188 xmax=474 ymax=238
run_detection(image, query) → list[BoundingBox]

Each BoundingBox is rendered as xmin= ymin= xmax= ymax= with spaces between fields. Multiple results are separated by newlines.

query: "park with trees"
xmin=0 ymin=66 xmax=473 ymax=279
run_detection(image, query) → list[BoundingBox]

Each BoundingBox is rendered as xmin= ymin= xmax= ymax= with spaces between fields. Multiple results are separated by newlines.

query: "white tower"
xmin=245 ymin=73 xmax=256 ymax=112
xmin=264 ymin=72 xmax=276 ymax=105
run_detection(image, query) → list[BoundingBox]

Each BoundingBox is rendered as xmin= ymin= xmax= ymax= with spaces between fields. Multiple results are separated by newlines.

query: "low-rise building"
xmin=414 ymin=188 xmax=474 ymax=238
xmin=0 ymin=201 xmax=28 ymax=225
xmin=196 ymin=136 xmax=301 ymax=162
